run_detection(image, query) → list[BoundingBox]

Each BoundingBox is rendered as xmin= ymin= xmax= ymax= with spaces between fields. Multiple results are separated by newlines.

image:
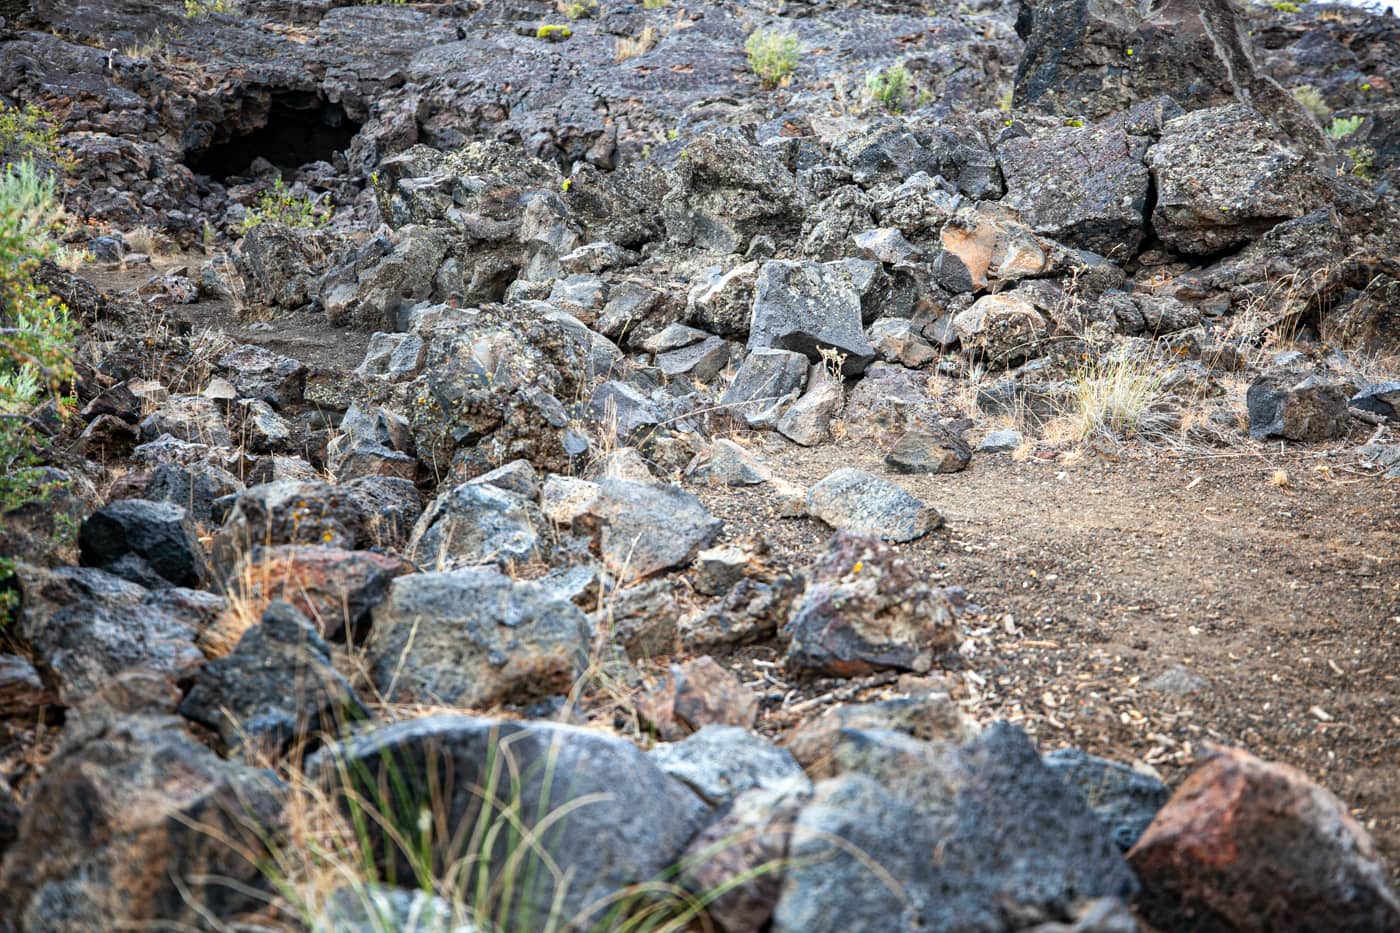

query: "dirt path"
xmin=697 ymin=439 xmax=1400 ymax=874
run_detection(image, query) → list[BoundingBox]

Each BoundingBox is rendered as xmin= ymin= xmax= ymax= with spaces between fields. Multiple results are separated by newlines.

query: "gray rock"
xmin=179 ymin=601 xmax=364 ymax=756
xmin=685 ymin=439 xmax=771 ymax=487
xmin=139 ymin=394 xmax=231 ymax=447
xmin=1350 ymin=381 xmax=1400 ymax=421
xmin=367 ymin=568 xmax=590 ymax=708
xmin=655 ymin=335 xmax=731 ymax=384
xmin=0 ymin=695 xmax=283 ymax=929
xmin=650 ymin=725 xmax=810 ymax=808
xmin=784 ymin=532 xmax=960 ymax=677
xmin=1145 ymin=105 xmax=1333 ymax=256
xmin=641 ymin=323 xmax=708 ymax=354
xmin=588 ymin=380 xmax=661 ymax=442
xmin=1044 ymin=748 xmax=1169 ymax=852
xmin=217 ymin=344 xmax=306 ymax=410
xmin=468 ymin=459 xmax=541 ymax=499
xmin=997 ymin=121 xmax=1151 ymax=259
xmin=853 ymin=227 xmax=923 ymax=265
xmin=312 ymin=715 xmax=709 ymax=928
xmin=806 ymin=468 xmax=942 ymax=543
xmin=406 ymin=482 xmax=540 ymax=571
xmin=772 ymin=723 xmax=1137 ymax=932
xmin=777 ymin=379 xmax=844 ymax=447
xmin=545 ymin=478 xmax=721 ymax=583
xmin=977 ymin=428 xmax=1023 ymax=453
xmin=748 ymin=260 xmax=876 ymax=375
xmin=884 ymin=426 xmax=972 ymax=475
xmin=868 ymin=318 xmax=937 ymax=369
xmin=18 ymin=565 xmax=222 ymax=706
xmin=1247 ymin=371 xmax=1350 ymax=442
xmin=720 ymin=348 xmax=809 ymax=430
xmin=233 ymin=398 xmax=293 ymax=453
xmin=79 ymin=499 xmax=208 ymax=589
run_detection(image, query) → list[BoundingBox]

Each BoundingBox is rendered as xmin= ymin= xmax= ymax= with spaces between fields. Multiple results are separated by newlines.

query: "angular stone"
xmin=690 ymin=261 xmax=759 ymax=339
xmin=783 ymin=689 xmax=977 ymax=776
xmin=1246 ymin=371 xmax=1349 ymax=441
xmin=784 ymin=532 xmax=960 ymax=677
xmin=977 ymin=428 xmax=1022 ymax=453
xmin=1350 ymin=381 xmax=1400 ymax=421
xmin=805 ymin=469 xmax=942 ymax=543
xmin=1128 ymin=746 xmax=1400 ymax=932
xmin=469 ymin=459 xmax=541 ymax=499
xmin=312 ymin=715 xmax=709 ymax=926
xmin=79 ymin=499 xmax=208 ymax=589
xmin=367 ymin=568 xmax=590 ymax=708
xmin=720 ymin=348 xmax=809 ymax=430
xmin=685 ymin=439 xmax=771 ymax=487
xmin=868 ymin=318 xmax=937 ymax=369
xmin=748 ymin=260 xmax=876 ymax=376
xmin=655 ymin=335 xmax=731 ymax=383
xmin=179 ymin=601 xmax=364 ymax=756
xmin=406 ymin=481 xmax=540 ymax=571
xmin=355 ymin=331 xmax=426 ymax=381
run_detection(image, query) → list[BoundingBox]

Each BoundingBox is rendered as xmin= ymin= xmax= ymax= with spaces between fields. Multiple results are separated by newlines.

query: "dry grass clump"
xmin=615 ymin=26 xmax=658 ymax=62
xmin=1052 ymin=349 xmax=1173 ymax=445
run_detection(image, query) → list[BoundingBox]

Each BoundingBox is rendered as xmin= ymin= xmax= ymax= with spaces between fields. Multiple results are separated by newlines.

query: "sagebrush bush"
xmin=745 ymin=29 xmax=800 ymax=89
xmin=243 ymin=178 xmax=329 ymax=231
xmin=0 ymin=160 xmax=77 ymax=616
xmin=865 ymin=62 xmax=914 ymax=113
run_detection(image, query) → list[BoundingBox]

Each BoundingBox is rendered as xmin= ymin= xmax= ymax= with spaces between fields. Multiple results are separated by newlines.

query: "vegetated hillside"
xmin=0 ymin=0 xmax=1398 ymax=929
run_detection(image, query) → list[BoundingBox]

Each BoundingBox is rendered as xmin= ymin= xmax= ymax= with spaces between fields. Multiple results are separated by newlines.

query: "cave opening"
xmin=186 ymin=94 xmax=361 ymax=183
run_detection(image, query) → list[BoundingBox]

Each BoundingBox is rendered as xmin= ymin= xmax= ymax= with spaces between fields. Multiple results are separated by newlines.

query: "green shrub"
xmin=0 ymin=160 xmax=77 ymax=615
xmin=1290 ymin=84 xmax=1329 ymax=120
xmin=536 ymin=23 xmax=573 ymax=41
xmin=561 ymin=0 xmax=598 ymax=18
xmin=0 ymin=103 xmax=72 ymax=170
xmin=1344 ymin=144 xmax=1376 ymax=180
xmin=185 ymin=0 xmax=231 ymax=15
xmin=242 ymin=178 xmax=329 ymax=231
xmin=1272 ymin=1 xmax=1300 ymax=12
xmin=1326 ymin=114 xmax=1364 ymax=139
xmin=865 ymin=62 xmax=914 ymax=113
xmin=745 ymin=28 xmax=800 ymax=89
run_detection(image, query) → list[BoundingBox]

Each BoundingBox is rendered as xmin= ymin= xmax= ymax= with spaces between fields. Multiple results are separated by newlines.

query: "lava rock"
xmin=1044 ymin=748 xmax=1169 ymax=851
xmin=217 ymin=343 xmax=307 ymax=410
xmin=650 ymin=725 xmax=809 ymax=808
xmin=805 ymin=468 xmax=942 ymax=542
xmin=748 ymin=260 xmax=876 ymax=376
xmin=312 ymin=715 xmax=709 ymax=927
xmin=884 ymin=425 xmax=972 ymax=474
xmin=783 ymin=689 xmax=977 ymax=776
xmin=1246 ymin=371 xmax=1350 ymax=441
xmin=784 ymin=531 xmax=960 ymax=677
xmin=953 ymin=292 xmax=1047 ymax=367
xmin=79 ymin=499 xmax=209 ymax=589
xmin=772 ymin=723 xmax=1137 ymax=932
xmin=639 ymin=658 xmax=760 ymax=740
xmin=777 ymin=379 xmax=844 ymax=447
xmin=685 ymin=439 xmax=772 ymax=486
xmin=179 ymin=601 xmax=365 ymax=756
xmin=366 ymin=568 xmax=590 ymax=708
xmin=720 ymin=348 xmax=810 ymax=429
xmin=1350 ymin=381 xmax=1400 ymax=421
xmin=406 ymin=481 xmax=541 ymax=571
xmin=1128 ymin=745 xmax=1400 ymax=932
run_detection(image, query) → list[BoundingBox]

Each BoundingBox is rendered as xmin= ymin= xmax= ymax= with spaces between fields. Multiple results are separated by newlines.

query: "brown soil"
xmin=693 ymin=439 xmax=1400 ymax=877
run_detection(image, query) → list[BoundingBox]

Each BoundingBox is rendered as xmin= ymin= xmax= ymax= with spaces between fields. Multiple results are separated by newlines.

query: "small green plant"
xmin=242 ymin=178 xmax=329 ymax=231
xmin=1290 ymin=84 xmax=1329 ymax=120
xmin=536 ymin=23 xmax=573 ymax=41
xmin=0 ymin=160 xmax=78 ymax=623
xmin=1326 ymin=114 xmax=1364 ymax=139
xmin=0 ymin=103 xmax=70 ymax=169
xmin=642 ymin=0 xmax=668 ymax=7
xmin=996 ymin=87 xmax=1013 ymax=112
xmin=745 ymin=28 xmax=800 ymax=89
xmin=561 ymin=0 xmax=598 ymax=18
xmin=185 ymin=0 xmax=231 ymax=15
xmin=1272 ymin=1 xmax=1299 ymax=11
xmin=1344 ymin=144 xmax=1376 ymax=180
xmin=864 ymin=61 xmax=914 ymax=113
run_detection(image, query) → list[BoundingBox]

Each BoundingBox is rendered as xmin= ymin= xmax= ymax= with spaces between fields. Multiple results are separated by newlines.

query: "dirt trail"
xmin=698 ymin=440 xmax=1400 ymax=874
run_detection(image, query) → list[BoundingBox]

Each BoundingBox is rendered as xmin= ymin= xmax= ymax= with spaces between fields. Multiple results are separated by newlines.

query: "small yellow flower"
xmin=852 ymin=561 xmax=863 ymax=573
xmin=561 ymin=178 xmax=573 ymax=192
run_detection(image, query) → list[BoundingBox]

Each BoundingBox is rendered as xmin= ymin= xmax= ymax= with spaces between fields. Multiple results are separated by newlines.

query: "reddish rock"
xmin=639 ymin=656 xmax=758 ymax=740
xmin=1128 ymin=745 xmax=1400 ymax=932
xmin=223 ymin=545 xmax=413 ymax=640
xmin=783 ymin=532 xmax=961 ymax=677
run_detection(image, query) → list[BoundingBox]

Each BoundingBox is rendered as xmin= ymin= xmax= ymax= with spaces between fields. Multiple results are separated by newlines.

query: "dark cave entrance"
xmin=186 ymin=94 xmax=361 ymax=183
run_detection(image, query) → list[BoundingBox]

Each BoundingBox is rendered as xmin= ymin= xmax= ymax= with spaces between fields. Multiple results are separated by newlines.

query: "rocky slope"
xmin=1 ymin=0 xmax=1399 ymax=930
